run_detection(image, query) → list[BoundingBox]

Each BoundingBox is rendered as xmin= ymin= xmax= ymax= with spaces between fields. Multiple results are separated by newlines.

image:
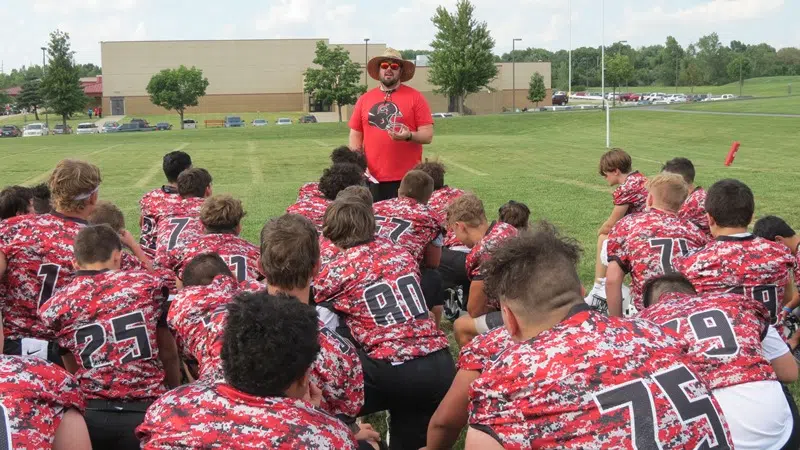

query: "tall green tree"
xmin=527 ymin=72 xmax=546 ymax=107
xmin=659 ymin=36 xmax=684 ymax=86
xmin=428 ymin=0 xmax=498 ymax=114
xmin=39 ymin=30 xmax=88 ymax=128
xmin=727 ymin=56 xmax=753 ymax=96
xmin=696 ymin=33 xmax=729 ymax=84
xmin=16 ymin=77 xmax=43 ymax=120
xmin=606 ymin=54 xmax=634 ymax=105
xmin=303 ymin=41 xmax=366 ymax=123
xmin=146 ymin=65 xmax=209 ymax=129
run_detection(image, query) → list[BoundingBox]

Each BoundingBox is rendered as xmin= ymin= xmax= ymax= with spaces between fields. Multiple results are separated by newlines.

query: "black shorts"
xmin=85 ymin=399 xmax=152 ymax=450
xmin=421 ymin=267 xmax=443 ymax=309
xmin=369 ymin=181 xmax=402 ymax=202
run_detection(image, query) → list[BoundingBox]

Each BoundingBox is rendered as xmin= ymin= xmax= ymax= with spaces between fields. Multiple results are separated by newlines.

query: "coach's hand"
xmin=388 ymin=128 xmax=412 ymax=142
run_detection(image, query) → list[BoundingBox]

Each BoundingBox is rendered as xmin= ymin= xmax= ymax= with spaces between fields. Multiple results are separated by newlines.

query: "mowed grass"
xmin=675 ymin=95 xmax=800 ymax=114
xmin=591 ymin=75 xmax=800 ymax=97
xmin=2 ymin=109 xmax=800 ymax=446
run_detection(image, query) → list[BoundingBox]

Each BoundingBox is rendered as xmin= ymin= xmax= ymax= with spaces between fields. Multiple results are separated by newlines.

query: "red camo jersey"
xmin=139 ymin=185 xmax=182 ymax=258
xmin=153 ymin=197 xmax=205 ymax=274
xmin=137 ymin=383 xmax=357 ymax=450
xmin=0 ymin=212 xmax=86 ymax=340
xmin=612 ymin=171 xmax=648 ymax=215
xmin=679 ymin=187 xmax=711 ymax=237
xmin=164 ymin=233 xmax=262 ymax=282
xmin=428 ymin=186 xmax=465 ymax=247
xmin=286 ymin=195 xmax=331 ymax=232
xmin=674 ymin=234 xmax=796 ymax=327
xmin=469 ymin=305 xmax=733 ymax=450
xmin=374 ymin=196 xmax=443 ymax=262
xmin=606 ymin=208 xmax=709 ymax=311
xmin=296 ymin=182 xmax=322 ymax=202
xmin=121 ymin=251 xmax=146 ymax=271
xmin=457 ymin=326 xmax=514 ymax=372
xmin=39 ymin=270 xmax=169 ymax=401
xmin=319 ymin=237 xmax=340 ymax=269
xmin=0 ymin=355 xmax=85 ymax=450
xmin=313 ymin=322 xmax=365 ymax=418
xmin=466 ymin=222 xmax=519 ymax=308
xmin=313 ymin=237 xmax=448 ymax=362
xmin=639 ymin=292 xmax=776 ymax=390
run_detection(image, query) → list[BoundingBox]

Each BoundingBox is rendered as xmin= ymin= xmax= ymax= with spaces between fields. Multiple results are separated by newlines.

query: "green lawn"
xmin=674 ymin=95 xmax=800 ymax=114
xmin=591 ymin=75 xmax=800 ymax=97
xmin=1 ymin=109 xmax=799 ymax=447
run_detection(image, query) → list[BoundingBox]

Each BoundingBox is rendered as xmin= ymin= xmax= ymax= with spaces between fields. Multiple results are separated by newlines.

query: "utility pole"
xmin=602 ymin=0 xmax=609 ymax=148
xmin=363 ymin=38 xmax=370 ymax=86
xmin=676 ymin=57 xmax=680 ymax=93
xmin=512 ymin=38 xmax=522 ymax=113
xmin=568 ymin=0 xmax=572 ymax=96
xmin=41 ymin=46 xmax=48 ymax=127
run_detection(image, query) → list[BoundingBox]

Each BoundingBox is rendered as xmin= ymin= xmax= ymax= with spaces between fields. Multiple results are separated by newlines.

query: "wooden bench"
xmin=204 ymin=119 xmax=225 ymax=128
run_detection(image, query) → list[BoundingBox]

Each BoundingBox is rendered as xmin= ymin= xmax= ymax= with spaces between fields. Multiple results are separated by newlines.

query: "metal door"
xmin=110 ymin=97 xmax=124 ymax=116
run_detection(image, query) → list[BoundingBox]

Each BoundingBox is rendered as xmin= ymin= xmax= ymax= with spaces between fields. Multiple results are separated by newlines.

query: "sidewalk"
xmin=94 ymin=115 xmax=125 ymax=126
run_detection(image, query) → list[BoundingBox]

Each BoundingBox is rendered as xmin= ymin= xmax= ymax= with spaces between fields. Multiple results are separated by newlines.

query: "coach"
xmin=349 ymin=48 xmax=434 ymax=201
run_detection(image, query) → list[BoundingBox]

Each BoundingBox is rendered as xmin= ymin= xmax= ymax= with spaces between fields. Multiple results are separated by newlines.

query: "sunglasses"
xmin=380 ymin=62 xmax=401 ymax=71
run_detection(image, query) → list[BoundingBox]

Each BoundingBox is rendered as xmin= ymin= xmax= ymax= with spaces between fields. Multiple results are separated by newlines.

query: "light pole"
xmin=568 ymin=0 xmax=572 ymax=96
xmin=601 ymin=0 xmax=609 ymax=148
xmin=41 ymin=46 xmax=48 ymax=127
xmin=512 ymin=38 xmax=522 ymax=113
xmin=363 ymin=38 xmax=370 ymax=86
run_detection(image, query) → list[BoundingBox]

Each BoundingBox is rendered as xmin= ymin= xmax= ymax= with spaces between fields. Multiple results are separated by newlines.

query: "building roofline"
xmin=100 ymin=38 xmax=386 ymax=45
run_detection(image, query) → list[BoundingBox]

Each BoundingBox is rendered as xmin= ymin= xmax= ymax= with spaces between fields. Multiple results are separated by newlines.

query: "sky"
xmin=1 ymin=0 xmax=797 ymax=72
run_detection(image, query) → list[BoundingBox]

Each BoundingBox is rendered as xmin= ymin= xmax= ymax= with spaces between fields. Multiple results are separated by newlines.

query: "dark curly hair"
xmin=30 ymin=183 xmax=52 ymax=214
xmin=330 ymin=146 xmax=367 ymax=171
xmin=222 ymin=292 xmax=320 ymax=397
xmin=319 ymin=163 xmax=364 ymax=201
xmin=0 ymin=186 xmax=32 ymax=219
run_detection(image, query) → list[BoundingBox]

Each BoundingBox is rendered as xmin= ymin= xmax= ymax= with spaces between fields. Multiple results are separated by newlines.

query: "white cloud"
xmin=32 ymin=0 xmax=137 ymax=15
xmin=671 ymin=0 xmax=784 ymax=22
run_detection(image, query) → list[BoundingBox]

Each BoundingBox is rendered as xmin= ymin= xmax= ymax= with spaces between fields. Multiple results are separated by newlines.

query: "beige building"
xmin=100 ymin=38 xmax=552 ymax=117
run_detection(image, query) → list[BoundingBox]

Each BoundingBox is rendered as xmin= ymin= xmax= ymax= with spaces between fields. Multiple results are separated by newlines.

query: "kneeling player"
xmin=0 ymin=185 xmax=34 ymax=220
xmin=153 ymin=168 xmax=212 ymax=261
xmin=641 ymin=274 xmax=798 ymax=450
xmin=297 ymin=146 xmax=368 ymax=202
xmin=139 ymin=150 xmax=192 ymax=258
xmin=314 ymin=200 xmax=454 ymax=450
xmin=287 ymin=163 xmax=365 ymax=231
xmin=39 ymin=225 xmax=181 ymax=450
xmin=498 ymin=200 xmax=530 ymax=231
xmin=89 ymin=200 xmax=152 ymax=271
xmin=137 ymin=293 xmax=358 ymax=449
xmin=466 ymin=230 xmax=732 ymax=449
xmin=448 ymin=194 xmax=518 ymax=346
xmin=662 ymin=157 xmax=711 ymax=237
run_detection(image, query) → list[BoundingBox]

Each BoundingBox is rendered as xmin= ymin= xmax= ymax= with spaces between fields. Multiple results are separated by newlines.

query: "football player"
xmin=465 ymin=230 xmax=732 ymax=450
xmin=138 ymin=151 xmax=192 ymax=258
xmin=414 ymin=159 xmax=464 ymax=246
xmin=162 ymin=195 xmax=261 ymax=284
xmin=605 ymin=173 xmax=708 ymax=316
xmin=137 ymin=293 xmax=358 ymax=449
xmin=297 ymin=146 xmax=368 ymax=202
xmin=89 ymin=200 xmax=152 ymax=271
xmin=0 ymin=185 xmax=34 ymax=220
xmin=0 ymin=159 xmax=101 ymax=360
xmin=641 ymin=274 xmax=799 ymax=450
xmin=30 ymin=182 xmax=52 ymax=214
xmin=314 ymin=199 xmax=454 ymax=450
xmin=663 ymin=157 xmax=711 ymax=236
xmin=448 ymin=194 xmax=518 ymax=346
xmin=586 ymin=148 xmax=648 ymax=306
xmin=287 ymin=163 xmax=364 ymax=231
xmin=39 ymin=225 xmax=181 ymax=450
xmin=674 ymin=179 xmax=797 ymax=329
xmin=498 ymin=200 xmax=530 ymax=231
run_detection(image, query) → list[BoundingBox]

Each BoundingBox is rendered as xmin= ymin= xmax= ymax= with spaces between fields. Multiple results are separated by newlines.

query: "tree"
xmin=727 ymin=55 xmax=752 ymax=96
xmin=146 ymin=65 xmax=209 ymax=129
xmin=696 ymin=33 xmax=729 ymax=84
xmin=606 ymin=54 xmax=634 ymax=106
xmin=303 ymin=41 xmax=366 ymax=123
xmin=681 ymin=60 xmax=702 ymax=93
xmin=16 ymin=77 xmax=43 ymax=120
xmin=527 ymin=72 xmax=546 ymax=107
xmin=39 ymin=30 xmax=88 ymax=128
xmin=658 ymin=36 xmax=684 ymax=86
xmin=400 ymin=50 xmax=431 ymax=61
xmin=428 ymin=0 xmax=498 ymax=114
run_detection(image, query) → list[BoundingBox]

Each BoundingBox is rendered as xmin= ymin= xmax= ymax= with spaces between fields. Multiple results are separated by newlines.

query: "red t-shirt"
xmin=348 ymin=85 xmax=433 ymax=182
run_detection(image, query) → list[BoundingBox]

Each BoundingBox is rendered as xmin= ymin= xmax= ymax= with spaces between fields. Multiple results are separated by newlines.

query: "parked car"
xmin=115 ymin=122 xmax=155 ymax=132
xmin=52 ymin=124 xmax=72 ymax=135
xmin=76 ymin=123 xmax=99 ymax=135
xmin=155 ymin=122 xmax=172 ymax=131
xmin=552 ymin=92 xmax=568 ymax=106
xmin=298 ymin=115 xmax=318 ymax=124
xmin=619 ymin=93 xmax=641 ymax=102
xmin=182 ymin=119 xmax=197 ymax=129
xmin=101 ymin=121 xmax=120 ymax=133
xmin=251 ymin=119 xmax=268 ymax=127
xmin=22 ymin=123 xmax=48 ymax=137
xmin=432 ymin=112 xmax=454 ymax=118
xmin=719 ymin=94 xmax=736 ymax=101
xmin=0 ymin=125 xmax=21 ymax=137
xmin=224 ymin=116 xmax=245 ymax=127
xmin=276 ymin=118 xmax=292 ymax=125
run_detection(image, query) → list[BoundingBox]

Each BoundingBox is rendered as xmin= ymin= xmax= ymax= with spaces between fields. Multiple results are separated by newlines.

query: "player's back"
xmin=314 ymin=324 xmax=365 ymax=418
xmin=286 ymin=195 xmax=330 ymax=231
xmin=39 ymin=269 xmax=169 ymax=401
xmin=136 ymin=382 xmax=357 ymax=449
xmin=296 ymin=182 xmax=322 ymax=202
xmin=640 ymin=292 xmax=776 ymax=390
xmin=469 ymin=305 xmax=732 ymax=449
xmin=679 ymin=187 xmax=711 ymax=236
xmin=0 ymin=212 xmax=86 ymax=340
xmin=0 ymin=355 xmax=85 ymax=449
xmin=373 ymin=196 xmax=442 ymax=262
xmin=153 ymin=196 xmax=204 ymax=257
xmin=168 ymin=233 xmax=262 ymax=282
xmin=674 ymin=234 xmax=795 ymax=326
xmin=428 ymin=186 xmax=464 ymax=247
xmin=314 ymin=237 xmax=448 ymax=362
xmin=613 ymin=171 xmax=648 ymax=215
xmin=139 ymin=186 xmax=182 ymax=257
xmin=457 ymin=326 xmax=514 ymax=373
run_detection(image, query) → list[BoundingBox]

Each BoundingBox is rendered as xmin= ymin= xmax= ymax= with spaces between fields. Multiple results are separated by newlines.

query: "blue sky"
xmin=1 ymin=0 xmax=796 ymax=71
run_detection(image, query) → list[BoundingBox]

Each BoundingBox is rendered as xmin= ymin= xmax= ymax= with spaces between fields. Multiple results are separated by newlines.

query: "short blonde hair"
xmin=646 ymin=173 xmax=689 ymax=212
xmin=200 ymin=195 xmax=245 ymax=233
xmin=48 ymin=159 xmax=102 ymax=212
xmin=446 ymin=193 xmax=486 ymax=228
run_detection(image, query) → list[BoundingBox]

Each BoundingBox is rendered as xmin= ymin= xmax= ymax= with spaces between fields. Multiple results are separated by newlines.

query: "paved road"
xmin=638 ymin=106 xmax=800 ymax=118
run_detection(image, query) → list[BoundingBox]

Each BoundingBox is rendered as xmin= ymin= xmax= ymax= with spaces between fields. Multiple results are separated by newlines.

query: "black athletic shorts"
xmin=369 ymin=181 xmax=402 ymax=202
xmin=85 ymin=399 xmax=152 ymax=450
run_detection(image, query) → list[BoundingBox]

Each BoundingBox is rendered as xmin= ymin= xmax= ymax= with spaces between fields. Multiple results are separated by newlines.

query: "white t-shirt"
xmin=762 ymin=325 xmax=790 ymax=360
xmin=713 ymin=380 xmax=793 ymax=450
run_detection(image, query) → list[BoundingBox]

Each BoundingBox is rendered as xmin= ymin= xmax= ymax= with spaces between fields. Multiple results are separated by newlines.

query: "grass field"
xmin=591 ymin=75 xmax=800 ymax=97
xmin=675 ymin=95 xmax=800 ymax=114
xmin=2 ymin=108 xmax=799 ymax=446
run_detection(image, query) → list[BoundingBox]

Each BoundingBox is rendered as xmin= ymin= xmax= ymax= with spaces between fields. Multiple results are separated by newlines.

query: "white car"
xmin=251 ymin=119 xmax=268 ymax=127
xmin=76 ymin=123 xmax=99 ymax=135
xmin=23 ymin=123 xmax=48 ymax=137
xmin=276 ymin=118 xmax=292 ymax=125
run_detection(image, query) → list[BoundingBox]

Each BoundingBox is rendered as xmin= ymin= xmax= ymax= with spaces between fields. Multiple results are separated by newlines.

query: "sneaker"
xmin=443 ymin=286 xmax=464 ymax=323
xmin=783 ymin=313 xmax=800 ymax=340
xmin=621 ymin=284 xmax=637 ymax=318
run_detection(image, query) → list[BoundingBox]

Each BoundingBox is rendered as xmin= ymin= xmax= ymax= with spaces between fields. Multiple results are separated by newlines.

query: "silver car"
xmin=76 ymin=123 xmax=99 ymax=135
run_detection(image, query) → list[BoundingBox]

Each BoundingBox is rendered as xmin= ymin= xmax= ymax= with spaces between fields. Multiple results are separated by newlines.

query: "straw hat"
xmin=367 ymin=48 xmax=416 ymax=82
